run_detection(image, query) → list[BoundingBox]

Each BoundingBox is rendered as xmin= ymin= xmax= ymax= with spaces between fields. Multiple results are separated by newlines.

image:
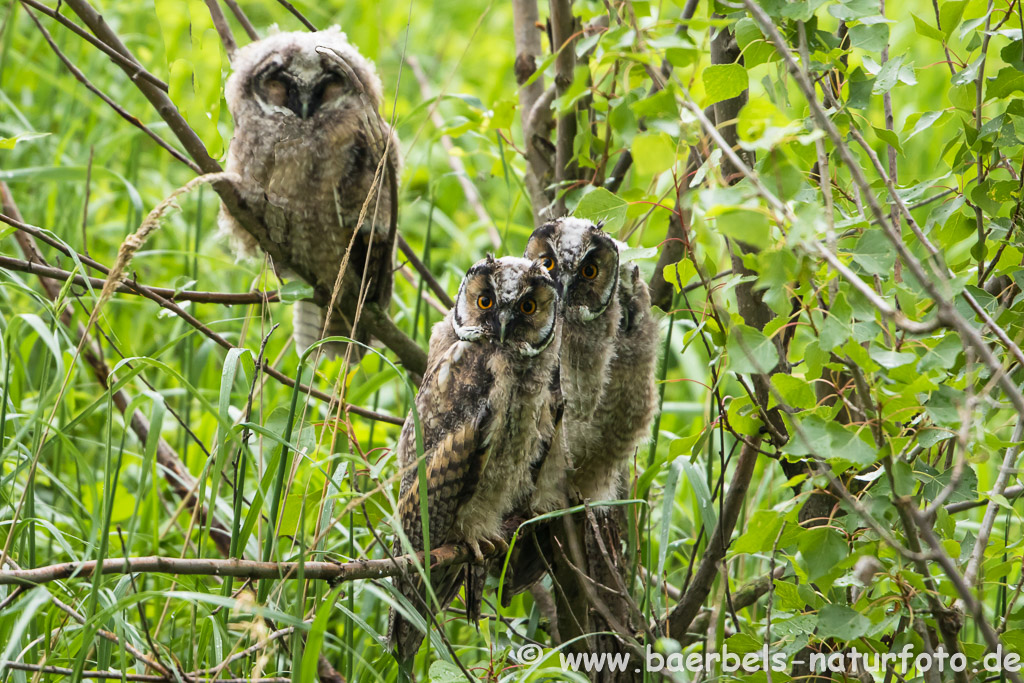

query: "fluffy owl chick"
xmin=524 ymin=217 xmax=620 ymax=509
xmin=572 ymin=260 xmax=659 ymax=503
xmin=388 ymin=256 xmax=561 ymax=661
xmin=219 ymin=27 xmax=399 ymax=359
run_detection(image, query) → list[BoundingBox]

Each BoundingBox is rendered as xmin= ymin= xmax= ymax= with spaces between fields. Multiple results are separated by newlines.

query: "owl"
xmin=492 ymin=218 xmax=621 ymax=601
xmin=219 ymin=28 xmax=399 ymax=359
xmin=523 ymin=217 xmax=621 ymax=507
xmin=572 ymin=261 xmax=660 ymax=503
xmin=388 ymin=255 xmax=561 ymax=660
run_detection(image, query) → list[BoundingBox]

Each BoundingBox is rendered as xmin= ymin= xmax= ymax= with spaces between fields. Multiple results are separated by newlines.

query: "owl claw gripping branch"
xmin=386 ymin=219 xmax=660 ymax=659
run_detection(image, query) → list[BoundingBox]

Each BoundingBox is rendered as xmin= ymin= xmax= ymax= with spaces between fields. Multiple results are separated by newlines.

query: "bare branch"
xmin=512 ymin=0 xmax=554 ymax=224
xmin=0 ymin=662 xmax=287 ymax=683
xmin=22 ymin=2 xmax=199 ymax=172
xmin=202 ymin=0 xmax=237 ymax=60
xmin=0 ymin=209 xmax=405 ymax=424
xmin=0 ymin=183 xmax=235 ymax=558
xmin=549 ymin=0 xmax=578 ymax=216
xmin=664 ymin=438 xmax=760 ymax=636
xmin=0 ymin=253 xmax=278 ymax=304
xmin=222 ymin=0 xmax=258 ymax=41
xmin=18 ymin=0 xmax=169 ymax=91
xmin=0 ymin=544 xmax=484 ymax=586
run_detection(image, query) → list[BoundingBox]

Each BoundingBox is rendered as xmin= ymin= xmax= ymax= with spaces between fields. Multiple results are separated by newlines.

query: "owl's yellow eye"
xmin=541 ymin=256 xmax=555 ymax=271
xmin=520 ymin=299 xmax=537 ymax=315
xmin=581 ymin=263 xmax=598 ymax=279
xmin=477 ymin=295 xmax=493 ymax=310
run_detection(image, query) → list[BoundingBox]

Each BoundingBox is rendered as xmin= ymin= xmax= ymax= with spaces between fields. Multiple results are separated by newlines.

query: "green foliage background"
xmin=0 ymin=0 xmax=1022 ymax=680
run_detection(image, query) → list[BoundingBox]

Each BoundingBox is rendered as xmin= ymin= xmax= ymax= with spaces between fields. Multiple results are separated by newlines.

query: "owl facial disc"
xmin=453 ymin=256 xmax=560 ymax=356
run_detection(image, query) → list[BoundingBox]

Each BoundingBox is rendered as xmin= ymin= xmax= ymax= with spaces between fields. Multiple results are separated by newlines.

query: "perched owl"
xmin=493 ymin=218 xmax=621 ymax=601
xmin=388 ymin=256 xmax=561 ymax=660
xmin=524 ymin=216 xmax=621 ymax=507
xmin=219 ymin=28 xmax=399 ymax=359
xmin=573 ymin=261 xmax=659 ymax=503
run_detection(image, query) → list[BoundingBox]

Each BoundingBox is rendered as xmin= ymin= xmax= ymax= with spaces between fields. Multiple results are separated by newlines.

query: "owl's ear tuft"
xmin=485 ymin=253 xmax=496 ymax=264
xmin=595 ymin=218 xmax=607 ymax=230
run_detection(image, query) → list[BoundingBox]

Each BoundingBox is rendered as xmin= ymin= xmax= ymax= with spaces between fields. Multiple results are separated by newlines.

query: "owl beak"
xmin=300 ymin=93 xmax=311 ymax=119
xmin=498 ymin=310 xmax=512 ymax=343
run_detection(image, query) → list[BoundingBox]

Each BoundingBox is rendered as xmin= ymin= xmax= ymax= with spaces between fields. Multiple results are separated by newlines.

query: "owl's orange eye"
xmin=520 ymin=299 xmax=537 ymax=315
xmin=541 ymin=256 xmax=555 ymax=271
xmin=477 ymin=295 xmax=493 ymax=309
xmin=581 ymin=263 xmax=598 ymax=279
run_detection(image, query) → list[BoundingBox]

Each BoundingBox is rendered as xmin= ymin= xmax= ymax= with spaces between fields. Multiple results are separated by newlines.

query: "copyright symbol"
xmin=516 ymin=643 xmax=543 ymax=664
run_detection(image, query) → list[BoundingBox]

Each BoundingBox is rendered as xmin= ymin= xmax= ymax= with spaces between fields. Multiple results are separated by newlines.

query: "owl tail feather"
xmin=388 ymin=562 xmax=465 ymax=661
xmin=499 ymin=522 xmax=553 ymax=607
xmin=292 ymin=299 xmax=366 ymax=361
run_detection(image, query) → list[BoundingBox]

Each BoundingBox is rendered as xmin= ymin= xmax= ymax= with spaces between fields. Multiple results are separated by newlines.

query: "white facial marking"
xmin=490 ymin=257 xmax=533 ymax=305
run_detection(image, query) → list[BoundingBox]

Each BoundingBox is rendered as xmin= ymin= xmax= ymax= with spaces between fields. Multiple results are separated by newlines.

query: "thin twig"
xmin=22 ymin=2 xmax=200 ymax=173
xmin=0 ymin=254 xmax=278 ymax=303
xmin=221 ymin=0 xmax=258 ymax=41
xmin=0 ymin=663 xmax=287 ymax=683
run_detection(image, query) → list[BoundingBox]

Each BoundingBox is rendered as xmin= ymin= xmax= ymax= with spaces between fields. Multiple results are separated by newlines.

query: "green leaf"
xmin=797 ymin=528 xmax=848 ymax=581
xmin=733 ymin=509 xmax=784 ymax=554
xmin=726 ymin=324 xmax=780 ymax=375
xmin=868 ymin=54 xmax=916 ymax=94
xmin=912 ymin=13 xmax=946 ymax=41
xmin=662 ymin=260 xmax=698 ymax=292
xmin=904 ymin=110 xmax=946 ymax=142
xmin=849 ymin=24 xmax=889 ymax=52
xmin=939 ymin=0 xmax=968 ymax=38
xmin=279 ymin=280 xmax=316 ymax=303
xmin=871 ymin=126 xmax=903 ymax=155
xmin=852 ymin=229 xmax=897 ymax=275
xmin=0 ymin=132 xmax=49 ymax=150
xmin=631 ymin=132 xmax=677 ymax=176
xmin=987 ymin=67 xmax=1024 ymax=99
xmin=816 ymin=604 xmax=873 ymax=641
xmin=830 ymin=0 xmax=878 ymax=20
xmin=771 ymin=375 xmax=816 ymax=410
xmin=575 ymin=188 xmax=628 ymax=231
xmin=868 ymin=348 xmax=916 ymax=369
xmin=702 ymin=63 xmax=749 ymax=106
xmin=429 ymin=660 xmax=468 ymax=682
xmin=299 ymin=586 xmax=343 ymax=682
xmin=715 ymin=208 xmax=771 ymax=249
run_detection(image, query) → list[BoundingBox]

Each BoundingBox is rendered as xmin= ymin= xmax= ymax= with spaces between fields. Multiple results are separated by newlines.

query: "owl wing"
xmin=396 ymin=404 xmax=492 ymax=553
xmin=389 ymin=334 xmax=493 ymax=660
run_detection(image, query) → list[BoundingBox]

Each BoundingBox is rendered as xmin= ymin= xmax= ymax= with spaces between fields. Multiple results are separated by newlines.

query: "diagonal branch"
xmin=663 ymin=438 xmax=759 ymax=636
xmin=0 ymin=183 xmax=235 ymax=558
xmin=0 ymin=210 xmax=404 ymax=425
xmin=58 ymin=0 xmax=427 ymax=376
xmin=0 ymin=253 xmax=278 ymax=305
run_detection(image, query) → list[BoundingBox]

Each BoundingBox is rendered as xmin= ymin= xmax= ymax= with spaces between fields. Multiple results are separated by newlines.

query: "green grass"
xmin=0 ymin=0 xmax=1021 ymax=681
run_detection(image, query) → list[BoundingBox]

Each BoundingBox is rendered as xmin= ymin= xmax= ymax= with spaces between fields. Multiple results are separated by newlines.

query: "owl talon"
xmin=468 ymin=539 xmax=487 ymax=563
